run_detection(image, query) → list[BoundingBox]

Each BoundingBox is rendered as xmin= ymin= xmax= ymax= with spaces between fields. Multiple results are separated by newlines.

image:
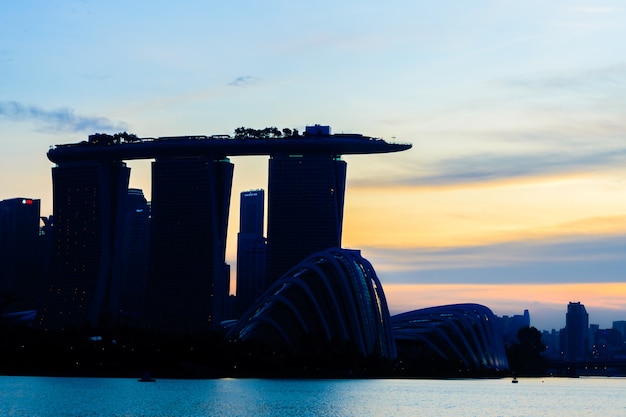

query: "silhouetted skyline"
xmin=2 ymin=2 xmax=626 ymax=331
xmin=2 ymin=138 xmax=625 ymax=332
xmin=36 ymin=127 xmax=409 ymax=334
xmin=2 ymin=189 xmax=625 ymax=378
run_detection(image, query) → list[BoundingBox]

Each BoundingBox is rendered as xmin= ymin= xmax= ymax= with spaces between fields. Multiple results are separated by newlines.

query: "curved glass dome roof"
xmin=392 ymin=303 xmax=509 ymax=375
xmin=227 ymin=248 xmax=397 ymax=368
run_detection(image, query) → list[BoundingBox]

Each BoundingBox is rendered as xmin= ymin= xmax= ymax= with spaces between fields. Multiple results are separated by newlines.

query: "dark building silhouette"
xmin=392 ymin=304 xmax=509 ymax=376
xmin=228 ymin=248 xmax=397 ymax=370
xmin=0 ymin=198 xmax=44 ymax=313
xmin=235 ymin=190 xmax=266 ymax=316
xmin=565 ymin=301 xmax=589 ymax=360
xmin=239 ymin=189 xmax=264 ymax=236
xmin=541 ymin=329 xmax=561 ymax=360
xmin=592 ymin=328 xmax=622 ymax=359
xmin=266 ymin=153 xmax=346 ymax=285
xmin=143 ymin=156 xmax=233 ymax=334
xmin=118 ymin=188 xmax=150 ymax=326
xmin=498 ymin=309 xmax=531 ymax=345
xmin=613 ymin=320 xmax=626 ymax=340
xmin=43 ymin=128 xmax=411 ymax=334
xmin=39 ymin=160 xmax=130 ymax=330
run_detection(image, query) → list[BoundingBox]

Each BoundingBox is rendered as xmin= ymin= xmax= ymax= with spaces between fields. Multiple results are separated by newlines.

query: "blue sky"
xmin=1 ymin=1 xmax=625 ymax=330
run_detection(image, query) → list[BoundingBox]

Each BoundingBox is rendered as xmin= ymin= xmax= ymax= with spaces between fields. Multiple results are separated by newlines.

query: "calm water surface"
xmin=1 ymin=376 xmax=625 ymax=416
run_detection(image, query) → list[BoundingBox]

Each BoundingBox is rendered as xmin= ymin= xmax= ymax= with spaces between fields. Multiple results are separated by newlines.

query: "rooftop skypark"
xmin=47 ymin=125 xmax=412 ymax=163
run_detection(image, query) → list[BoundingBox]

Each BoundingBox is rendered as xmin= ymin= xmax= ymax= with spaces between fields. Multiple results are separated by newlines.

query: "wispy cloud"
xmin=404 ymin=149 xmax=626 ymax=187
xmin=227 ymin=75 xmax=257 ymax=87
xmin=0 ymin=101 xmax=127 ymax=133
xmin=350 ymin=147 xmax=626 ymax=189
xmin=351 ymin=65 xmax=626 ymax=189
xmin=362 ymin=234 xmax=626 ymax=285
xmin=570 ymin=6 xmax=618 ymax=14
xmin=496 ymin=64 xmax=626 ymax=94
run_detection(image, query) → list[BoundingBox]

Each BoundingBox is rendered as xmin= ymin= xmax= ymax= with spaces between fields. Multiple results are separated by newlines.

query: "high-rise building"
xmin=266 ymin=154 xmax=346 ymax=285
xmin=117 ymin=188 xmax=151 ymax=326
xmin=144 ymin=156 xmax=233 ymax=334
xmin=565 ymin=301 xmax=589 ymax=360
xmin=239 ymin=189 xmax=264 ymax=236
xmin=39 ymin=160 xmax=130 ymax=330
xmin=235 ymin=190 xmax=266 ymax=315
xmin=593 ymin=328 xmax=622 ymax=359
xmin=0 ymin=197 xmax=43 ymax=313
xmin=498 ymin=309 xmax=531 ymax=345
xmin=612 ymin=320 xmax=626 ymax=340
xmin=541 ymin=329 xmax=561 ymax=360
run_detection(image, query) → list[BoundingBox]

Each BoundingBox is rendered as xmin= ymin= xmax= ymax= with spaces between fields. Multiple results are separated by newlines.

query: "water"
xmin=1 ymin=376 xmax=626 ymax=416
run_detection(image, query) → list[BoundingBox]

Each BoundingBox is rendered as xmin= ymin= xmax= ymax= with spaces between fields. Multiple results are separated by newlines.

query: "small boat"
xmin=138 ymin=372 xmax=156 ymax=382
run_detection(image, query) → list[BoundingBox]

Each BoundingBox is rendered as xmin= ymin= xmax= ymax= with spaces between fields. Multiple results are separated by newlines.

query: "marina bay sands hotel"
xmin=39 ymin=125 xmax=411 ymax=334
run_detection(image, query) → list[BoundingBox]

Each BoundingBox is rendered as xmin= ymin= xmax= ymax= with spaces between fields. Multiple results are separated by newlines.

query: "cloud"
xmin=361 ymin=234 xmax=626 ymax=285
xmin=0 ymin=101 xmax=127 ymax=133
xmin=350 ymin=147 xmax=626 ymax=189
xmin=494 ymin=64 xmax=626 ymax=97
xmin=570 ymin=6 xmax=618 ymax=14
xmin=408 ymin=149 xmax=626 ymax=187
xmin=227 ymin=75 xmax=257 ymax=87
xmin=347 ymin=66 xmax=626 ymax=189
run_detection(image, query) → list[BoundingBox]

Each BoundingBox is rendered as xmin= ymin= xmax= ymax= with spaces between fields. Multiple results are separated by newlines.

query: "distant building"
xmin=39 ymin=160 xmax=130 ymax=330
xmin=612 ymin=320 xmax=626 ymax=340
xmin=235 ymin=190 xmax=266 ymax=316
xmin=117 ymin=188 xmax=150 ymax=327
xmin=223 ymin=294 xmax=237 ymax=321
xmin=143 ymin=156 xmax=233 ymax=334
xmin=565 ymin=301 xmax=589 ymax=360
xmin=589 ymin=323 xmax=599 ymax=352
xmin=498 ymin=309 xmax=531 ymax=345
xmin=266 ymin=154 xmax=346 ymax=285
xmin=0 ymin=197 xmax=44 ymax=313
xmin=592 ymin=328 xmax=622 ymax=359
xmin=541 ymin=329 xmax=561 ymax=360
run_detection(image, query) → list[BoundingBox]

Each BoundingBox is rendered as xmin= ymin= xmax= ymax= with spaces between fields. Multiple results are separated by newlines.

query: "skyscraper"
xmin=0 ymin=197 xmax=43 ymax=313
xmin=266 ymin=153 xmax=346 ymax=285
xmin=565 ymin=301 xmax=589 ymax=360
xmin=118 ymin=188 xmax=151 ymax=326
xmin=235 ymin=190 xmax=266 ymax=315
xmin=239 ymin=189 xmax=264 ymax=236
xmin=39 ymin=160 xmax=130 ymax=330
xmin=613 ymin=321 xmax=626 ymax=340
xmin=144 ymin=156 xmax=233 ymax=333
xmin=498 ymin=309 xmax=531 ymax=345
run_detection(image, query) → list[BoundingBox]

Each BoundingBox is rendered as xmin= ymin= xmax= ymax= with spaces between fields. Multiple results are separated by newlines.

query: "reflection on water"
xmin=1 ymin=376 xmax=626 ymax=416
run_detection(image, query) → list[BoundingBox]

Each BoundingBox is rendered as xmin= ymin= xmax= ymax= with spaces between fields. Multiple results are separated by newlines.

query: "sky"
xmin=1 ymin=0 xmax=625 ymax=331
